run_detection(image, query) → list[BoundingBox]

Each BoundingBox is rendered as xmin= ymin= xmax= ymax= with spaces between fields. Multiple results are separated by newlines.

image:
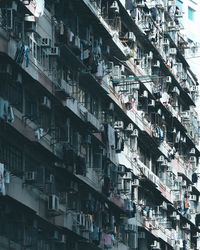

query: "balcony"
xmin=171 ymin=158 xmax=193 ymax=183
xmin=65 ymin=100 xmax=100 ymax=131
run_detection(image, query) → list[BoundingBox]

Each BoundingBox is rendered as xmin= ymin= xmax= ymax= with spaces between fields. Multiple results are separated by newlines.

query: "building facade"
xmin=177 ymin=0 xmax=200 ymax=82
xmin=176 ymin=0 xmax=200 ymax=120
xmin=0 ymin=0 xmax=199 ymax=249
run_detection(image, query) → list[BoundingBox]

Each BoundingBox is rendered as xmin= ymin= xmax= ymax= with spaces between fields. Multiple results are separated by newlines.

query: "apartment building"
xmin=176 ymin=0 xmax=200 ymax=121
xmin=179 ymin=0 xmax=200 ymax=83
xmin=0 ymin=0 xmax=199 ymax=249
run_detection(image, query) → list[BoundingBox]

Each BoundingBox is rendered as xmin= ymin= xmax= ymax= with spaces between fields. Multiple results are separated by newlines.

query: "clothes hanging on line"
xmin=0 ymin=163 xmax=5 ymax=196
xmin=35 ymin=0 xmax=45 ymax=17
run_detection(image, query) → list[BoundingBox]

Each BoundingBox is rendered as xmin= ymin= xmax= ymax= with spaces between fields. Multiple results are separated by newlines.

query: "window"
xmin=25 ymin=91 xmax=38 ymax=120
xmin=0 ymin=141 xmax=23 ymax=174
xmin=39 ymin=109 xmax=51 ymax=131
xmin=41 ymin=48 xmax=49 ymax=69
xmin=79 ymin=87 xmax=86 ymax=106
xmin=0 ymin=78 xmax=23 ymax=112
xmin=29 ymin=33 xmax=50 ymax=70
xmin=8 ymin=83 xmax=23 ymax=112
xmin=129 ymin=137 xmax=135 ymax=151
xmin=188 ymin=7 xmax=195 ymax=21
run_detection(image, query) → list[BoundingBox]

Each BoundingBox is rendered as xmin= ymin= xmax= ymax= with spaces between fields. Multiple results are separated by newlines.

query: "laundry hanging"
xmin=0 ymin=163 xmax=5 ymax=196
xmin=35 ymin=0 xmax=45 ymax=17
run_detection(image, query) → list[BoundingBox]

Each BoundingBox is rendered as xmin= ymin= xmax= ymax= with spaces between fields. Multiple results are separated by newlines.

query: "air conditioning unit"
xmin=121 ymin=65 xmax=125 ymax=72
xmin=189 ymin=209 xmax=196 ymax=214
xmin=163 ymin=38 xmax=170 ymax=46
xmin=182 ymin=223 xmax=190 ymax=230
xmin=128 ymin=32 xmax=136 ymax=42
xmin=157 ymin=155 xmax=165 ymax=162
xmin=172 ymin=86 xmax=180 ymax=95
xmin=110 ymin=1 xmax=119 ymax=10
xmin=187 ymin=185 xmax=192 ymax=192
xmin=168 ymin=0 xmax=176 ymax=6
xmin=132 ymin=129 xmax=139 ymax=137
xmin=125 ymin=123 xmax=134 ymax=132
xmin=157 ymin=109 xmax=162 ymax=116
xmin=132 ymin=179 xmax=139 ymax=187
xmin=114 ymin=121 xmax=124 ymax=130
xmin=190 ymin=195 xmax=197 ymax=201
xmin=170 ymin=211 xmax=177 ymax=218
xmin=49 ymin=47 xmax=60 ymax=56
xmin=132 ymin=83 xmax=140 ymax=90
xmin=41 ymin=38 xmax=52 ymax=47
xmin=160 ymin=201 xmax=168 ymax=210
xmin=16 ymin=72 xmax=22 ymax=84
xmin=166 ymin=76 xmax=172 ymax=83
xmin=167 ymin=166 xmax=173 ymax=173
xmin=168 ymin=21 xmax=176 ymax=28
xmin=161 ymin=159 xmax=168 ymax=167
xmin=108 ymin=61 xmax=114 ymax=71
xmin=153 ymin=60 xmax=160 ymax=68
xmin=41 ymin=96 xmax=51 ymax=109
xmin=143 ymin=90 xmax=148 ymax=98
xmin=180 ymin=111 xmax=190 ymax=119
xmin=148 ymin=99 xmax=155 ymax=107
xmin=109 ymin=102 xmax=114 ymax=112
xmin=137 ymin=0 xmax=145 ymax=7
xmin=176 ymin=215 xmax=180 ymax=220
xmin=151 ymin=241 xmax=160 ymax=250
xmin=156 ymin=0 xmax=164 ymax=8
xmin=169 ymin=48 xmax=177 ymax=55
xmin=193 ymin=232 xmax=200 ymax=238
xmin=112 ymin=65 xmax=121 ymax=79
xmin=124 ymin=172 xmax=132 ymax=180
xmin=178 ymin=176 xmax=183 ymax=182
xmin=182 ymin=180 xmax=187 ymax=187
xmin=190 ymin=156 xmax=196 ymax=163
xmin=118 ymin=165 xmax=126 ymax=174
xmin=148 ymin=51 xmax=153 ymax=60
xmin=25 ymin=171 xmax=36 ymax=182
xmin=48 ymin=195 xmax=59 ymax=212
xmin=191 ymin=86 xmax=197 ymax=92
xmin=35 ymin=128 xmax=44 ymax=140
